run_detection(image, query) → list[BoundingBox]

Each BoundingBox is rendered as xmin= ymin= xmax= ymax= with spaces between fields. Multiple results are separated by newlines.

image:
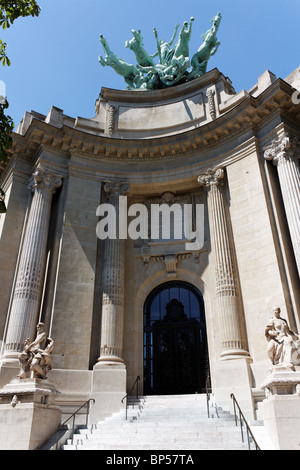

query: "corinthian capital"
xmin=28 ymin=168 xmax=62 ymax=194
xmin=264 ymin=133 xmax=291 ymax=166
xmin=104 ymin=181 xmax=130 ymax=200
xmin=198 ymin=167 xmax=224 ymax=190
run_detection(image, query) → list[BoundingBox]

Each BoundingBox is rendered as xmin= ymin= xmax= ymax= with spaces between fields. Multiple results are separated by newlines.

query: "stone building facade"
xmin=0 ymin=66 xmax=299 ymax=428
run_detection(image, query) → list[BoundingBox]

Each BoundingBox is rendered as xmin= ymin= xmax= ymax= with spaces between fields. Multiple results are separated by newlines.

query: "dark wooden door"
xmin=153 ymin=316 xmax=201 ymax=394
xmin=143 ymin=283 xmax=208 ymax=396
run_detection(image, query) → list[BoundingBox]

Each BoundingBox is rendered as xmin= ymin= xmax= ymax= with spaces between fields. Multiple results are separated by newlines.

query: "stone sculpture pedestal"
xmin=0 ymin=377 xmax=61 ymax=450
xmin=260 ymin=366 xmax=300 ymax=450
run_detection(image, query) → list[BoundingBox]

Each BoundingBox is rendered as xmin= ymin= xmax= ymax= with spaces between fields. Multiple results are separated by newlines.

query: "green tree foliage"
xmin=0 ymin=100 xmax=13 ymax=211
xmin=0 ymin=1 xmax=40 ymax=64
xmin=0 ymin=39 xmax=10 ymax=66
xmin=0 ymin=0 xmax=40 ymax=29
xmin=0 ymin=1 xmax=41 ymax=212
xmin=0 ymin=99 xmax=13 ymax=162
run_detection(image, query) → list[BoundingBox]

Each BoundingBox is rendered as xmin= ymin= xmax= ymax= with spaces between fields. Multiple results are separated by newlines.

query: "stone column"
xmin=198 ymin=168 xmax=250 ymax=359
xmin=3 ymin=167 xmax=62 ymax=364
xmin=264 ymin=133 xmax=300 ymax=276
xmin=97 ymin=181 xmax=130 ymax=365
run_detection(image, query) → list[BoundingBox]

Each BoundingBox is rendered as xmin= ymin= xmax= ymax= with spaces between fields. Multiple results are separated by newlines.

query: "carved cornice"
xmin=1 ymin=77 xmax=299 ymax=177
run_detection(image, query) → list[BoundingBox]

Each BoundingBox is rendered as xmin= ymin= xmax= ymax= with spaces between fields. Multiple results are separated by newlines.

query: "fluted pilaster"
xmin=98 ymin=181 xmax=130 ymax=364
xmin=264 ymin=134 xmax=300 ymax=276
xmin=198 ymin=168 xmax=250 ymax=359
xmin=3 ymin=167 xmax=62 ymax=362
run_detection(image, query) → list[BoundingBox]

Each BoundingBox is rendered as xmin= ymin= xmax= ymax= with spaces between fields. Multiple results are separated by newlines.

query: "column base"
xmin=96 ymin=354 xmax=125 ymax=366
xmin=90 ymin=361 xmax=127 ymax=423
xmin=0 ymin=350 xmax=21 ymax=365
xmin=219 ymin=348 xmax=252 ymax=361
xmin=0 ymin=357 xmax=21 ymax=388
xmin=214 ymin=356 xmax=254 ymax=418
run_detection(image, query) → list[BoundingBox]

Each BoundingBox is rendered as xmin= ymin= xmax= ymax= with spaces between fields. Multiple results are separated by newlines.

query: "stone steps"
xmin=62 ymin=394 xmax=254 ymax=450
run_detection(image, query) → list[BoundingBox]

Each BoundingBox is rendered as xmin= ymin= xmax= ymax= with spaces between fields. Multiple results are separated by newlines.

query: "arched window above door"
xmin=144 ymin=281 xmax=205 ymax=327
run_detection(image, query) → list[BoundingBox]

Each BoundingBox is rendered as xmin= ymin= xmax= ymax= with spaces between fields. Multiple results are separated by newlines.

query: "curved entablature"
xmin=77 ymin=69 xmax=237 ymax=139
xmin=1 ymin=68 xmax=300 ymax=184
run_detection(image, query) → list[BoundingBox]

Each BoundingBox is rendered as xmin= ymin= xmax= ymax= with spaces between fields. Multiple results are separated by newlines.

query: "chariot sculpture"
xmin=99 ymin=13 xmax=222 ymax=90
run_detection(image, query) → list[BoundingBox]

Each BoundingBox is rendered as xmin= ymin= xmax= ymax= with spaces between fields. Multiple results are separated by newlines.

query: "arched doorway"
xmin=143 ymin=281 xmax=209 ymax=395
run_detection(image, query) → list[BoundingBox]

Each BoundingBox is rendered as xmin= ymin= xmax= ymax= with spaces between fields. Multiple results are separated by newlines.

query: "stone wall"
xmin=0 ymin=68 xmax=299 ymax=421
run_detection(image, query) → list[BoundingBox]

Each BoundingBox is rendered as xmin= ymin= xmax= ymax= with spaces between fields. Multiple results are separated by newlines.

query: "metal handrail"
xmin=35 ymin=398 xmax=95 ymax=450
xmin=121 ymin=375 xmax=140 ymax=420
xmin=205 ymin=375 xmax=212 ymax=418
xmin=205 ymin=373 xmax=219 ymax=419
xmin=230 ymin=393 xmax=260 ymax=450
xmin=62 ymin=398 xmax=95 ymax=437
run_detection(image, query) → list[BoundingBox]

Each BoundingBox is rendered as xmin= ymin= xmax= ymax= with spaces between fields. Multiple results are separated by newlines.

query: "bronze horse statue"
xmin=98 ymin=13 xmax=222 ymax=90
xmin=99 ymin=34 xmax=140 ymax=88
xmin=190 ymin=12 xmax=221 ymax=78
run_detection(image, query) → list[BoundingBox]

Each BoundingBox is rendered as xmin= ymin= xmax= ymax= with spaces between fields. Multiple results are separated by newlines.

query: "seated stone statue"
xmin=265 ymin=306 xmax=300 ymax=371
xmin=18 ymin=322 xmax=54 ymax=380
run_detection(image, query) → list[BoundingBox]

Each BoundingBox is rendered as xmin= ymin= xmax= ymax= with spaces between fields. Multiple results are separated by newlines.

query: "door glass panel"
xmin=190 ymin=292 xmax=199 ymax=318
xmin=178 ymin=288 xmax=189 ymax=316
xmin=169 ymin=286 xmax=179 ymax=302
xmin=144 ymin=281 xmax=209 ymax=395
xmin=150 ymin=295 xmax=160 ymax=323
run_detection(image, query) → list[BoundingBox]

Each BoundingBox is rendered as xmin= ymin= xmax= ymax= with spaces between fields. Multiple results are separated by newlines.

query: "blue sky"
xmin=1 ymin=0 xmax=300 ymax=126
